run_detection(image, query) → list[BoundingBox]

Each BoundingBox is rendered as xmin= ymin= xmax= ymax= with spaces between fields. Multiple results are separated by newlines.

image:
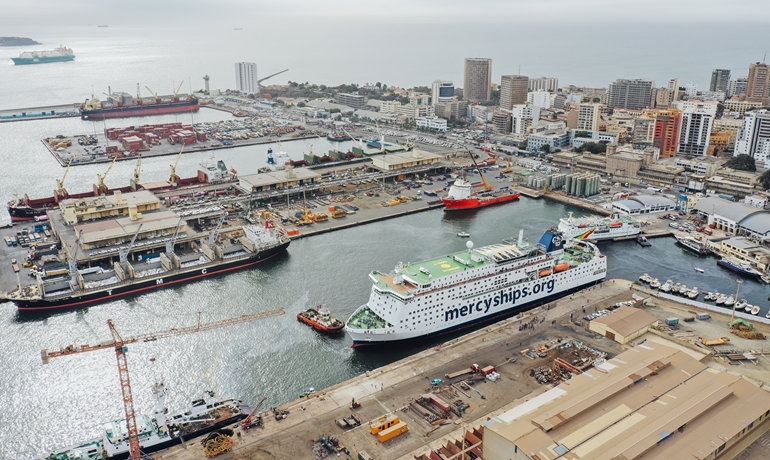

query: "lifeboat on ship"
xmin=554 ymin=262 xmax=570 ymax=273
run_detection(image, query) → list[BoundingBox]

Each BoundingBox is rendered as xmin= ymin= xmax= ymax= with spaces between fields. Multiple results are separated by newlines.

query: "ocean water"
xmin=1 ymin=22 xmax=769 ymax=459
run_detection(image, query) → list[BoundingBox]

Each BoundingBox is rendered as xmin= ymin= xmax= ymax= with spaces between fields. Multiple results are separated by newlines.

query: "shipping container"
xmin=426 ymin=394 xmax=451 ymax=412
xmin=377 ymin=421 xmax=408 ymax=443
xmin=480 ymin=365 xmax=496 ymax=376
xmin=369 ymin=414 xmax=400 ymax=435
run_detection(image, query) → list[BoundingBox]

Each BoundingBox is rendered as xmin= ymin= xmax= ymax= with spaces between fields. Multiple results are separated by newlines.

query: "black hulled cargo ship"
xmin=7 ymin=223 xmax=290 ymax=312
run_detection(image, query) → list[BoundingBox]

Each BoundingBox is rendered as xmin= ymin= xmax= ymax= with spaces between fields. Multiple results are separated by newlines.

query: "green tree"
xmin=375 ymin=82 xmax=382 ymax=88
xmin=760 ymin=169 xmax=770 ymax=189
xmin=297 ymin=102 xmax=306 ymax=108
xmin=540 ymin=144 xmax=551 ymax=153
xmin=413 ymin=86 xmax=430 ymax=93
xmin=724 ymin=154 xmax=756 ymax=172
xmin=592 ymin=97 xmax=601 ymax=103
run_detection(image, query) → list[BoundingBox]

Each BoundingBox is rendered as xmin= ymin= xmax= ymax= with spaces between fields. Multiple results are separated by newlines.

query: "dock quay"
xmin=150 ymin=278 xmax=770 ymax=460
xmin=0 ymin=103 xmax=80 ymax=122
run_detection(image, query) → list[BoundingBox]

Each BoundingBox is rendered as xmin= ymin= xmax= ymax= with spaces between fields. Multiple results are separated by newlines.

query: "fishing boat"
xmin=674 ymin=234 xmax=711 ymax=256
xmin=558 ymin=212 xmax=641 ymax=241
xmin=639 ymin=273 xmax=651 ymax=283
xmin=679 ymin=285 xmax=688 ymax=296
xmin=297 ymin=305 xmax=345 ymax=333
xmin=671 ymin=283 xmax=681 ymax=294
xmin=46 ymin=384 xmax=250 ymax=460
xmin=688 ymin=287 xmax=699 ymax=299
xmin=650 ymin=278 xmax=661 ymax=289
xmin=716 ymin=294 xmax=727 ymax=305
xmin=725 ymin=296 xmax=735 ymax=307
xmin=703 ymin=292 xmax=714 ymax=300
xmin=345 ymin=228 xmax=607 ymax=346
xmin=659 ymin=280 xmax=672 ymax=292
xmin=765 ymin=310 xmax=770 ymax=319
xmin=752 ymin=305 xmax=761 ymax=315
xmin=745 ymin=303 xmax=753 ymax=313
xmin=457 ymin=232 xmax=470 ymax=238
xmin=735 ymin=299 xmax=748 ymax=311
xmin=717 ymin=258 xmax=764 ymax=280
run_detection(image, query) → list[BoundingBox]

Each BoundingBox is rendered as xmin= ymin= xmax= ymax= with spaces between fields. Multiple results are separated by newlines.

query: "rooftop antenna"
xmin=518 ymin=65 xmax=521 ymax=76
xmin=764 ymin=51 xmax=767 ymax=64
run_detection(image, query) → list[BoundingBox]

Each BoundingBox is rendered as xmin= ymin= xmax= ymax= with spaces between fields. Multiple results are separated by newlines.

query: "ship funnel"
xmin=518 ymin=229 xmax=523 ymax=246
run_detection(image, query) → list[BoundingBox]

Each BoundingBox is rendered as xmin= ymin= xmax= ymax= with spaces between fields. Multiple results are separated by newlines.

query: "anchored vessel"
xmin=12 ymin=46 xmax=74 ymax=65
xmin=80 ymin=87 xmax=199 ymax=120
xmin=674 ymin=233 xmax=711 ymax=255
xmin=442 ymin=177 xmax=520 ymax=211
xmin=46 ymin=384 xmax=250 ymax=460
xmin=297 ymin=305 xmax=345 ymax=333
xmin=7 ymin=222 xmax=290 ymax=312
xmin=557 ymin=212 xmax=641 ymax=241
xmin=345 ymin=229 xmax=607 ymax=345
xmin=717 ymin=257 xmax=764 ymax=280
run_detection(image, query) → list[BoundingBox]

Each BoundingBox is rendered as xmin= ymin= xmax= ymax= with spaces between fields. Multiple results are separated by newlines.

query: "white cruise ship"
xmin=345 ymin=229 xmax=607 ymax=345
xmin=557 ymin=212 xmax=641 ymax=241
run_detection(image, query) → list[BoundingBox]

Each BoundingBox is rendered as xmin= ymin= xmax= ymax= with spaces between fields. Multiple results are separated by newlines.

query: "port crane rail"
xmin=41 ymin=308 xmax=285 ymax=460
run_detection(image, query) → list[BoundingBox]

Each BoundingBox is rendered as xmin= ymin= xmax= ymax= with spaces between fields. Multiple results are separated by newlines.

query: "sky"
xmin=2 ymin=0 xmax=769 ymax=26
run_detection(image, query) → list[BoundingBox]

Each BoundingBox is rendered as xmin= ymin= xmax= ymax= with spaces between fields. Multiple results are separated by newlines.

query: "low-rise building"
xmin=335 ymin=93 xmax=366 ymax=109
xmin=724 ymin=99 xmax=765 ymax=116
xmin=588 ymin=306 xmax=659 ymax=344
xmin=612 ymin=194 xmax=676 ymax=215
xmin=370 ymin=149 xmax=443 ymax=171
xmin=716 ymin=237 xmax=770 ymax=271
xmin=60 ymin=190 xmax=161 ymax=226
xmin=379 ymin=100 xmax=401 ymax=113
xmin=526 ymin=129 xmax=570 ymax=152
xmin=236 ymin=166 xmax=321 ymax=193
xmin=694 ymin=196 xmax=770 ymax=241
xmin=74 ymin=210 xmax=187 ymax=250
xmin=415 ymin=115 xmax=447 ymax=132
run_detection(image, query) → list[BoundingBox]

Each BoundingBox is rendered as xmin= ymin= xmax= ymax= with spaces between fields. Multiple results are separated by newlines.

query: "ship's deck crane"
xmin=41 ymin=309 xmax=285 ymax=460
xmin=468 ymin=150 xmax=494 ymax=191
xmin=132 ymin=155 xmax=142 ymax=190
xmin=208 ymin=212 xmax=229 ymax=246
xmin=56 ymin=158 xmax=73 ymax=199
xmin=169 ymin=145 xmax=184 ymax=183
xmin=97 ymin=156 xmax=117 ymax=195
xmin=119 ymin=224 xmax=143 ymax=264
xmin=145 ymin=85 xmax=161 ymax=104
xmin=171 ymin=81 xmax=184 ymax=102
xmin=136 ymin=83 xmax=143 ymax=105
xmin=165 ymin=217 xmax=184 ymax=254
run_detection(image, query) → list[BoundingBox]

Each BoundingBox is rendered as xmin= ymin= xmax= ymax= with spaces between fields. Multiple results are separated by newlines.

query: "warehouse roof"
xmin=629 ymin=194 xmax=676 ymax=207
xmin=238 ymin=168 xmax=321 ymax=189
xmin=694 ymin=196 xmax=769 ymax=229
xmin=740 ymin=213 xmax=770 ymax=235
xmin=613 ymin=199 xmax=645 ymax=210
xmin=485 ymin=343 xmax=770 ymax=460
xmin=590 ymin=306 xmax=658 ymax=337
xmin=75 ymin=210 xmax=181 ymax=244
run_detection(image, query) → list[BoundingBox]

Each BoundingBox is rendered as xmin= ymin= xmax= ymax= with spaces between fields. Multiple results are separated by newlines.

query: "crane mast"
xmin=41 ymin=309 xmax=285 ymax=460
xmin=97 ymin=156 xmax=117 ymax=195
xmin=56 ymin=158 xmax=73 ymax=199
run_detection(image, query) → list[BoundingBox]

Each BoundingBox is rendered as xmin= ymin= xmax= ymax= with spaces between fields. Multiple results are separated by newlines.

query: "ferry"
xmin=345 ymin=228 xmax=607 ymax=346
xmin=46 ymin=384 xmax=250 ymax=460
xmin=557 ymin=212 xmax=640 ymax=241
xmin=717 ymin=257 xmax=764 ymax=280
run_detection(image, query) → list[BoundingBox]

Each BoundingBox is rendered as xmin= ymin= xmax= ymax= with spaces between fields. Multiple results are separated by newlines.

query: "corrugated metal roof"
xmin=739 ymin=213 xmax=770 ymax=234
xmin=629 ymin=195 xmax=676 ymax=207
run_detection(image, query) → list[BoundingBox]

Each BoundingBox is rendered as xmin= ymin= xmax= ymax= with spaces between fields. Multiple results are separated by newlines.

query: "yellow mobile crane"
xmin=55 ymin=158 xmax=73 ymax=199
xmin=169 ymin=145 xmax=184 ymax=183
xmin=96 ymin=156 xmax=117 ymax=195
xmin=41 ymin=309 xmax=285 ymax=460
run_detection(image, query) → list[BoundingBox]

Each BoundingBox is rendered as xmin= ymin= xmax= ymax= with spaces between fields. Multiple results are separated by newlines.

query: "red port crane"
xmin=241 ymin=396 xmax=268 ymax=429
xmin=41 ymin=309 xmax=285 ymax=460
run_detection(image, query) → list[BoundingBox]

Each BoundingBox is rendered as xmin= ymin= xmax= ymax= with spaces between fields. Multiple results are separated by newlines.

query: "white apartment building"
xmin=469 ymin=105 xmax=492 ymax=123
xmin=527 ymin=90 xmax=551 ymax=109
xmin=735 ymin=109 xmax=770 ymax=168
xmin=234 ymin=62 xmax=258 ymax=94
xmin=678 ymin=108 xmax=714 ymax=156
xmin=510 ymin=104 xmax=541 ymax=135
xmin=676 ymin=100 xmax=718 ymax=116
xmin=528 ymin=77 xmax=558 ymax=92
xmin=431 ymin=80 xmax=454 ymax=104
xmin=379 ymin=100 xmax=401 ymax=113
xmin=577 ymin=103 xmax=601 ymax=132
xmin=685 ymin=82 xmax=698 ymax=97
xmin=416 ymin=115 xmax=448 ymax=132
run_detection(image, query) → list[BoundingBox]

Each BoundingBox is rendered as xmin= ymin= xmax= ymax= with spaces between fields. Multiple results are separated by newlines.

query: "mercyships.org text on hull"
xmin=345 ymin=228 xmax=606 ymax=345
xmin=6 ymin=222 xmax=290 ymax=312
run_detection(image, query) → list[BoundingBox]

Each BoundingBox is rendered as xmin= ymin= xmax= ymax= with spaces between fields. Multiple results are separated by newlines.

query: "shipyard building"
xmin=482 ymin=343 xmax=770 ymax=460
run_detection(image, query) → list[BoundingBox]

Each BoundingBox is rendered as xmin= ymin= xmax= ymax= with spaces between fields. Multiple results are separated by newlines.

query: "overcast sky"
xmin=2 ymin=0 xmax=769 ymax=26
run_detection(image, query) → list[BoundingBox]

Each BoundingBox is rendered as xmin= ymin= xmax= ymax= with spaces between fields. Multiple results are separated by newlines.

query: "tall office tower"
xmin=463 ymin=58 xmax=492 ymax=102
xmin=727 ymin=77 xmax=748 ymax=97
xmin=735 ymin=109 xmax=770 ymax=167
xmin=500 ymin=75 xmax=529 ymax=110
xmin=746 ymin=62 xmax=770 ymax=102
xmin=431 ymin=80 xmax=454 ymax=104
xmin=235 ymin=62 xmax=258 ymax=94
xmin=677 ymin=107 xmax=713 ymax=156
xmin=710 ymin=69 xmax=731 ymax=92
xmin=577 ymin=103 xmax=601 ymax=132
xmin=606 ymin=79 xmax=655 ymax=110
xmin=528 ymin=77 xmax=559 ymax=92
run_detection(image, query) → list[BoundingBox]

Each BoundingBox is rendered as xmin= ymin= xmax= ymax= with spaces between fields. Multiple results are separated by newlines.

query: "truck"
xmin=445 ymin=363 xmax=480 ymax=380
xmin=12 ymin=259 xmax=20 ymax=273
xmin=26 ymin=245 xmax=59 ymax=260
xmin=377 ymin=421 xmax=408 ymax=443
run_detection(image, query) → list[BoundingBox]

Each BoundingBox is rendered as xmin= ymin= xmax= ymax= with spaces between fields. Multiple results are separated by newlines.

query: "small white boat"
xmin=660 ymin=281 xmax=672 ymax=292
xmin=457 ymin=232 xmax=470 ymax=238
xmin=745 ymin=303 xmax=753 ymax=313
xmin=716 ymin=295 xmax=727 ymax=305
xmin=688 ymin=287 xmax=699 ymax=299
xmin=650 ymin=278 xmax=661 ymax=289
xmin=735 ymin=299 xmax=748 ymax=311
xmin=703 ymin=292 xmax=714 ymax=301
xmin=765 ymin=310 xmax=770 ymax=319
xmin=679 ymin=285 xmax=688 ymax=296
xmin=639 ymin=273 xmax=651 ymax=283
xmin=725 ymin=296 xmax=735 ymax=307
xmin=694 ymin=267 xmax=704 ymax=273
xmin=671 ymin=283 xmax=681 ymax=294
xmin=751 ymin=305 xmax=761 ymax=315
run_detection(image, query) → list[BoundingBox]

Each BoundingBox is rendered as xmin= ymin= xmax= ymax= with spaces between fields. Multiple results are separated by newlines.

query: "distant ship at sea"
xmin=11 ymin=46 xmax=75 ymax=65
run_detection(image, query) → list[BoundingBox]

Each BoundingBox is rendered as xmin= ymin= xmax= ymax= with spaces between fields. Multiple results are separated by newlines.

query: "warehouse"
xmin=694 ymin=196 xmax=770 ymax=242
xmin=59 ymin=190 xmax=161 ymax=225
xmin=236 ymin=167 xmax=321 ymax=193
xmin=370 ymin=149 xmax=443 ymax=171
xmin=482 ymin=343 xmax=770 ymax=460
xmin=73 ymin=210 xmax=187 ymax=250
xmin=611 ymin=194 xmax=676 ymax=215
xmin=588 ymin=306 xmax=658 ymax=344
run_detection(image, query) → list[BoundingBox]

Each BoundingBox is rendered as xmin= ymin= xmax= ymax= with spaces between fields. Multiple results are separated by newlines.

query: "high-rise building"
xmin=667 ymin=78 xmax=681 ymax=102
xmin=527 ymin=90 xmax=551 ymax=109
xmin=463 ymin=58 xmax=492 ymax=102
xmin=434 ymin=99 xmax=468 ymax=120
xmin=727 ymin=77 xmax=748 ymax=97
xmin=606 ymin=79 xmax=655 ymax=110
xmin=234 ymin=62 xmax=258 ymax=94
xmin=577 ymin=103 xmax=601 ymax=132
xmin=528 ymin=77 xmax=559 ymax=92
xmin=654 ymin=88 xmax=672 ymax=108
xmin=735 ymin=109 xmax=770 ymax=168
xmin=431 ymin=80 xmax=454 ymax=104
xmin=746 ymin=62 xmax=770 ymax=102
xmin=678 ymin=107 xmax=713 ymax=156
xmin=510 ymin=104 xmax=540 ymax=135
xmin=500 ymin=75 xmax=528 ymax=110
xmin=685 ymin=83 xmax=698 ymax=97
xmin=710 ymin=69 xmax=731 ymax=92
xmin=652 ymin=109 xmax=682 ymax=158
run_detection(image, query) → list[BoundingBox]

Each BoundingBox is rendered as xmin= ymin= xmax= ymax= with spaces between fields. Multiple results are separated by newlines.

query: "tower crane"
xmin=169 ymin=145 xmax=184 ymax=183
xmin=132 ymin=155 xmax=142 ymax=190
xmin=468 ymin=149 xmax=494 ymax=191
xmin=96 ymin=156 xmax=117 ymax=195
xmin=55 ymin=158 xmax=73 ymax=199
xmin=145 ymin=85 xmax=161 ymax=104
xmin=41 ymin=309 xmax=285 ymax=460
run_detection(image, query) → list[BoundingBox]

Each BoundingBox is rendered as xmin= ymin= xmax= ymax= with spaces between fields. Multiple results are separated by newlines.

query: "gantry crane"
xmin=41 ymin=309 xmax=285 ymax=460
xmin=169 ymin=145 xmax=184 ymax=183
xmin=55 ymin=158 xmax=73 ymax=199
xmin=96 ymin=156 xmax=117 ymax=195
